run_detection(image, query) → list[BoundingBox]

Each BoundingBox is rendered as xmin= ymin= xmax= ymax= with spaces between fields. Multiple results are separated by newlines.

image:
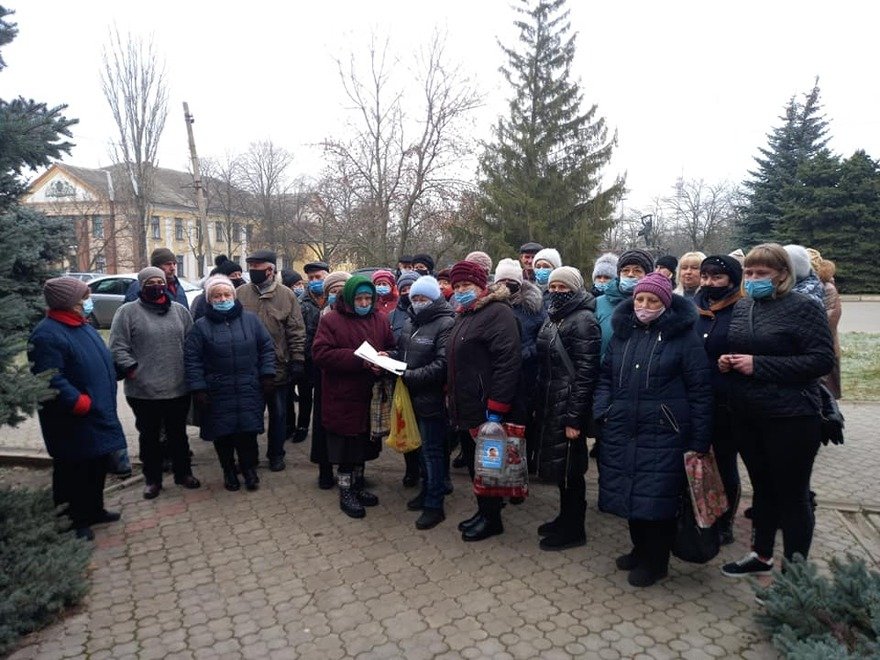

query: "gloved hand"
xmin=260 ymin=377 xmax=275 ymax=398
xmin=192 ymin=391 xmax=210 ymax=408
xmin=288 ymin=360 xmax=305 ymax=382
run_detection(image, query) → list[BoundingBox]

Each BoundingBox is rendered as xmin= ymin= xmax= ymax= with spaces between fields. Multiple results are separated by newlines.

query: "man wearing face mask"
xmin=411 ymin=253 xmax=434 ymax=276
xmin=124 ymin=248 xmax=190 ymax=310
xmin=595 ymin=248 xmax=654 ymax=361
xmin=236 ymin=250 xmax=306 ymax=471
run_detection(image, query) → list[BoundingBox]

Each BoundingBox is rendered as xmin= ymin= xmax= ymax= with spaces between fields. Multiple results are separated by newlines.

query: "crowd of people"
xmin=29 ymin=238 xmax=841 ymax=588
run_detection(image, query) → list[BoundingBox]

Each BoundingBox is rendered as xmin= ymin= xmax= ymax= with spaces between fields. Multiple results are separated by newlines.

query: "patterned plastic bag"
xmin=683 ymin=450 xmax=729 ymax=528
xmin=473 ymin=422 xmax=528 ymax=498
xmin=385 ymin=377 xmax=421 ymax=453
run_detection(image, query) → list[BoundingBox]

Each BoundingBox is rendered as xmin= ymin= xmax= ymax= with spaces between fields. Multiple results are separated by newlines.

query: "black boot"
xmin=402 ymin=449 xmax=421 ymax=488
xmin=216 ymin=443 xmax=240 ymax=492
xmin=461 ymin=497 xmax=503 ymax=542
xmin=242 ymin=467 xmax=259 ymax=491
xmin=416 ymin=508 xmax=445 ymax=530
xmin=407 ymin=491 xmax=425 ymax=511
xmin=318 ymin=463 xmax=335 ymax=490
xmin=457 ymin=510 xmax=483 ymax=531
xmin=540 ymin=490 xmax=586 ymax=551
xmin=452 ymin=448 xmax=467 ymax=469
xmin=352 ymin=467 xmax=378 ymax=507
xmin=338 ymin=472 xmax=365 ymax=518
xmin=538 ymin=487 xmax=565 ymax=536
xmin=223 ymin=469 xmax=241 ymax=492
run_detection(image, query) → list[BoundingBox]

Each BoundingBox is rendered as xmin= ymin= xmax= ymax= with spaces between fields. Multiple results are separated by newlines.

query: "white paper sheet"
xmin=354 ymin=340 xmax=407 ymax=375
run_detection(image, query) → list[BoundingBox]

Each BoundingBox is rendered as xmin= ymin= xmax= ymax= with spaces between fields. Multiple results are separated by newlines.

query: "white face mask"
xmin=635 ymin=307 xmax=665 ymax=324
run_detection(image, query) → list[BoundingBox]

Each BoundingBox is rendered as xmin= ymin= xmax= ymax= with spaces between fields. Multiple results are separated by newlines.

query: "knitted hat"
xmin=342 ymin=274 xmax=375 ymax=307
xmin=412 ymin=253 xmax=435 ymax=272
xmin=138 ymin=266 xmax=166 ymax=285
xmin=465 ymin=251 xmax=493 ymax=274
xmin=409 ymin=275 xmax=442 ymax=301
xmin=784 ymin=244 xmax=812 ymax=280
xmin=450 ymin=260 xmax=488 ymax=289
xmin=701 ymin=255 xmax=742 ymax=288
xmin=618 ymin=248 xmax=654 ymax=275
xmin=150 ymin=247 xmax=176 ymax=267
xmin=633 ymin=272 xmax=673 ymax=308
xmin=592 ymin=252 xmax=618 ymax=280
xmin=436 ymin=268 xmax=451 ymax=282
xmin=397 ymin=270 xmax=421 ymax=291
xmin=533 ymin=247 xmax=562 ymax=269
xmin=548 ymin=266 xmax=584 ymax=291
xmin=203 ymin=275 xmax=234 ymax=300
xmin=322 ymin=270 xmax=351 ymax=295
xmin=303 ymin=261 xmax=330 ymax=274
xmin=214 ymin=254 xmax=229 ymax=267
xmin=519 ymin=242 xmax=543 ymax=255
xmin=43 ymin=277 xmax=88 ymax=310
xmin=245 ymin=249 xmax=277 ymax=265
xmin=281 ymin=269 xmax=302 ymax=287
xmin=655 ymin=255 xmax=678 ymax=273
xmin=371 ymin=269 xmax=396 ymax=286
xmin=494 ymin=258 xmax=524 ymax=284
xmin=398 ymin=255 xmax=414 ymax=264
xmin=217 ymin=259 xmax=243 ymax=277
xmin=806 ymin=248 xmax=823 ymax=275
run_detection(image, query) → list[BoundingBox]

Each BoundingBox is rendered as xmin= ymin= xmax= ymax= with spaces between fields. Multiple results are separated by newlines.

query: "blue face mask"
xmin=534 ymin=268 xmax=552 ymax=284
xmin=618 ymin=277 xmax=639 ymax=293
xmin=326 ymin=293 xmax=337 ymax=307
xmin=744 ymin=278 xmax=775 ymax=299
xmin=453 ymin=290 xmax=477 ymax=308
xmin=593 ymin=281 xmax=608 ymax=292
xmin=212 ymin=299 xmax=235 ymax=312
xmin=308 ymin=280 xmax=324 ymax=295
xmin=293 ymin=286 xmax=305 ymax=299
xmin=355 ymin=304 xmax=372 ymax=316
xmin=81 ymin=298 xmax=94 ymax=316
xmin=375 ymin=284 xmax=391 ymax=296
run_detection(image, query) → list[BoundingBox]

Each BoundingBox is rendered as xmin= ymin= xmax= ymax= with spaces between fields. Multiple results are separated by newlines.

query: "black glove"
xmin=288 ymin=360 xmax=305 ymax=382
xmin=192 ymin=391 xmax=210 ymax=408
xmin=260 ymin=377 xmax=275 ymax=398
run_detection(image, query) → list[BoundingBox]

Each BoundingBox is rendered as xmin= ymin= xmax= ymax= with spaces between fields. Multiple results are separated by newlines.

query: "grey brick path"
xmin=3 ymin=396 xmax=878 ymax=658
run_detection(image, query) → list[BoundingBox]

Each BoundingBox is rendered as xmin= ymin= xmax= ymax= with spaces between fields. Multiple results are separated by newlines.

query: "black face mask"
xmin=232 ymin=278 xmax=245 ymax=288
xmin=548 ymin=290 xmax=575 ymax=311
xmin=399 ymin=294 xmax=411 ymax=310
xmin=705 ymin=284 xmax=734 ymax=301
xmin=141 ymin=284 xmax=166 ymax=301
xmin=505 ymin=282 xmax=521 ymax=295
xmin=248 ymin=269 xmax=269 ymax=286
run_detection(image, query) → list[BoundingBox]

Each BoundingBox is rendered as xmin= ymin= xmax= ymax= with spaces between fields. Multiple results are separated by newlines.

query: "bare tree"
xmin=665 ymin=178 xmax=736 ymax=252
xmin=47 ymin=191 xmax=129 ymax=272
xmin=321 ymin=31 xmax=482 ymax=265
xmin=101 ymin=28 xmax=168 ymax=268
xmin=240 ymin=140 xmax=294 ymax=258
xmin=201 ymin=154 xmax=251 ymax=262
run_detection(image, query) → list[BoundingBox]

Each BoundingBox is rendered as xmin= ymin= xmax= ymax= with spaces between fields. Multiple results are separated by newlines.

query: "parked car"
xmin=64 ymin=272 xmax=99 ymax=282
xmin=86 ymin=274 xmax=201 ymax=328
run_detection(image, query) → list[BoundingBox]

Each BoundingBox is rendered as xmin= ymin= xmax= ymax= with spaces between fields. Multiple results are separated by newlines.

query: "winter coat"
xmin=595 ymin=277 xmax=631 ymax=360
xmin=724 ymin=291 xmax=835 ymax=418
xmin=236 ymin=279 xmax=305 ymax=384
xmin=184 ymin=302 xmax=276 ymax=439
xmin=125 ymin=276 xmax=190 ymax=310
xmin=509 ymin=280 xmax=547 ymax=372
xmin=534 ymin=290 xmax=601 ymax=482
xmin=375 ymin=286 xmax=399 ymax=317
xmin=397 ymin=297 xmax=455 ymax=419
xmin=299 ymin=293 xmax=323 ymax=365
xmin=822 ymin=280 xmax=842 ymax=399
xmin=694 ymin=287 xmax=743 ymax=396
xmin=447 ymin=287 xmax=522 ymax=430
xmin=109 ymin=299 xmax=193 ymax=400
xmin=190 ymin=293 xmax=209 ymax=321
xmin=593 ymin=295 xmax=712 ymax=521
xmin=388 ymin=301 xmax=410 ymax=343
xmin=312 ymin=299 xmax=395 ymax=437
xmin=793 ymin=274 xmax=825 ymax=308
xmin=28 ymin=313 xmax=126 ymax=459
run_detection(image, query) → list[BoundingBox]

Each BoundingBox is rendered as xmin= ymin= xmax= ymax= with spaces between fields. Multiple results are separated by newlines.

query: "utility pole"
xmin=183 ymin=102 xmax=212 ymax=277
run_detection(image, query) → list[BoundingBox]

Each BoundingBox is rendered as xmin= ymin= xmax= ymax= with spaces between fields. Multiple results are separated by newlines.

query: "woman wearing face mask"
xmin=595 ymin=249 xmax=654 ymax=361
xmin=184 ymin=276 xmax=276 ymax=492
xmin=394 ymin=276 xmax=455 ymax=529
xmin=694 ymin=255 xmax=744 ymax=545
xmin=534 ymin=267 xmax=601 ymax=551
xmin=110 ymin=267 xmax=201 ymax=499
xmin=446 ymin=261 xmax=522 ymax=541
xmin=312 ymin=275 xmax=395 ymax=519
xmin=675 ymin=251 xmax=707 ymax=301
xmin=593 ymin=272 xmax=711 ymax=587
xmin=591 ymin=253 xmax=618 ymax=298
xmin=29 ymin=278 xmax=127 ymax=541
xmin=531 ymin=248 xmax=563 ymax=308
xmin=371 ymin=269 xmax=399 ymax=316
xmin=719 ymin=244 xmax=834 ymax=578
xmin=191 ymin=260 xmax=245 ymax=321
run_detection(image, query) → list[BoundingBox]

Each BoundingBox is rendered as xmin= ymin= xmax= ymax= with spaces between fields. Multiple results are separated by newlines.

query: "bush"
xmin=755 ymin=554 xmax=880 ymax=659
xmin=0 ymin=488 xmax=92 ymax=655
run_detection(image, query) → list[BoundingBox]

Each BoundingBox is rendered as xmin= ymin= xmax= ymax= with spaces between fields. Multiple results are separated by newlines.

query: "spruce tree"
xmin=737 ymin=80 xmax=830 ymax=247
xmin=477 ymin=0 xmax=624 ymax=269
xmin=0 ymin=6 xmax=77 ymax=426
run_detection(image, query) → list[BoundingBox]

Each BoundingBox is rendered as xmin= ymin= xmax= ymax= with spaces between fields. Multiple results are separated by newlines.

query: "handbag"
xmin=683 ymin=450 xmax=729 ymax=528
xmin=673 ymin=492 xmax=720 ymax=564
xmin=818 ymin=383 xmax=844 ymax=445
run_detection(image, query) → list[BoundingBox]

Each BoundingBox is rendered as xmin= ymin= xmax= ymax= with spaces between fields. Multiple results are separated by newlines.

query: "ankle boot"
xmin=338 ymin=473 xmax=365 ymax=518
xmin=540 ymin=494 xmax=586 ymax=551
xmin=402 ymin=449 xmax=420 ymax=488
xmin=318 ymin=463 xmax=335 ymax=490
xmin=352 ymin=467 xmax=378 ymax=507
xmin=223 ymin=469 xmax=241 ymax=491
xmin=538 ymin=487 xmax=566 ymax=536
xmin=242 ymin=467 xmax=259 ymax=491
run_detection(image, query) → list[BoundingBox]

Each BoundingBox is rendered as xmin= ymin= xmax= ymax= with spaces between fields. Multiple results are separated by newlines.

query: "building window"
xmin=151 ymin=216 xmax=161 ymax=239
xmin=176 ymin=256 xmax=185 ymax=278
xmin=92 ymin=216 xmax=104 ymax=239
xmin=175 ymin=218 xmax=185 ymax=241
xmin=95 ymin=254 xmax=106 ymax=273
xmin=215 ymin=222 xmax=225 ymax=243
xmin=245 ymin=225 xmax=253 ymax=244
xmin=233 ymin=223 xmax=242 ymax=242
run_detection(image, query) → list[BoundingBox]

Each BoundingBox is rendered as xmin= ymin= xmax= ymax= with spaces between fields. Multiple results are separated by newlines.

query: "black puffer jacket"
xmin=534 ymin=290 xmax=601 ymax=482
xmin=397 ymin=297 xmax=455 ymax=419
xmin=300 ymin=293 xmax=322 ymax=364
xmin=447 ymin=287 xmax=522 ymax=430
xmin=694 ymin=287 xmax=742 ymax=396
xmin=725 ymin=291 xmax=834 ymax=418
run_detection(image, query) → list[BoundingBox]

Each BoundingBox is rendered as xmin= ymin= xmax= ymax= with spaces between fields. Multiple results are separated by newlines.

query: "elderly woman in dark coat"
xmin=185 ymin=275 xmax=276 ymax=492
xmin=534 ymin=267 xmax=601 ymax=551
xmin=29 ymin=277 xmax=127 ymax=541
xmin=312 ymin=275 xmax=395 ymax=519
xmin=594 ymin=272 xmax=712 ymax=587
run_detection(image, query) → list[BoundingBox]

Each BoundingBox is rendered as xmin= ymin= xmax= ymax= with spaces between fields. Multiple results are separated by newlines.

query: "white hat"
xmin=494 ymin=258 xmax=523 ymax=284
xmin=533 ymin=248 xmax=562 ymax=270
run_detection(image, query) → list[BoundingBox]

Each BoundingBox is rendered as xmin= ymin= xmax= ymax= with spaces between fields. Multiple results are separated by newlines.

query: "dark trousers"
xmin=417 ymin=417 xmax=449 ymax=510
xmin=53 ymin=455 xmax=108 ymax=527
xmin=735 ymin=414 xmax=821 ymax=560
xmin=456 ymin=429 xmax=502 ymax=522
xmin=214 ymin=433 xmax=258 ymax=472
xmin=265 ymin=383 xmax=289 ymax=460
xmin=288 ymin=375 xmax=313 ymax=434
xmin=558 ymin=437 xmax=588 ymax=532
xmin=712 ymin=401 xmax=741 ymax=528
xmin=629 ymin=518 xmax=677 ymax=570
xmin=128 ymin=395 xmax=192 ymax=485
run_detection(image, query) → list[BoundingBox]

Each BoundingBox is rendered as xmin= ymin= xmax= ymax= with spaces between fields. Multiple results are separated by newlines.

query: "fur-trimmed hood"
xmin=510 ymin=280 xmax=544 ymax=315
xmin=610 ymin=293 xmax=698 ymax=341
xmin=464 ymin=283 xmax=511 ymax=313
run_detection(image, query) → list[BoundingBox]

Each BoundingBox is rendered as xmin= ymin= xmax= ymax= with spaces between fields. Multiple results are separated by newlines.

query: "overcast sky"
xmin=4 ymin=0 xmax=879 ymax=209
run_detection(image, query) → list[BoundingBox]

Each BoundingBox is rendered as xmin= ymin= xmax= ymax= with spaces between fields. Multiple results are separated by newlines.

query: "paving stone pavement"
xmin=3 ymin=398 xmax=878 ymax=659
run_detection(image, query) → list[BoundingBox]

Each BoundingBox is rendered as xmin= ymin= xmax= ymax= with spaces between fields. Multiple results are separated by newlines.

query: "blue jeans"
xmin=265 ymin=384 xmax=289 ymax=460
xmin=417 ymin=416 xmax=449 ymax=510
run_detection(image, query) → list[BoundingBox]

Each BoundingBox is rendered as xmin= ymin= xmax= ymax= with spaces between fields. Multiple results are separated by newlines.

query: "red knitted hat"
xmin=450 ymin=260 xmax=488 ymax=289
xmin=633 ymin=272 xmax=673 ymax=308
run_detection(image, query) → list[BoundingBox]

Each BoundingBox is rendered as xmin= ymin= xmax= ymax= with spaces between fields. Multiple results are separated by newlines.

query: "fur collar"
xmin=610 ymin=294 xmax=698 ymax=340
xmin=462 ymin=284 xmax=511 ymax=314
xmin=512 ymin=280 xmax=544 ymax=314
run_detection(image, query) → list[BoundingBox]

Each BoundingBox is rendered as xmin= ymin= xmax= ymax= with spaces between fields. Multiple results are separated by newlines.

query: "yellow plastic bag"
xmin=385 ymin=377 xmax=422 ymax=453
